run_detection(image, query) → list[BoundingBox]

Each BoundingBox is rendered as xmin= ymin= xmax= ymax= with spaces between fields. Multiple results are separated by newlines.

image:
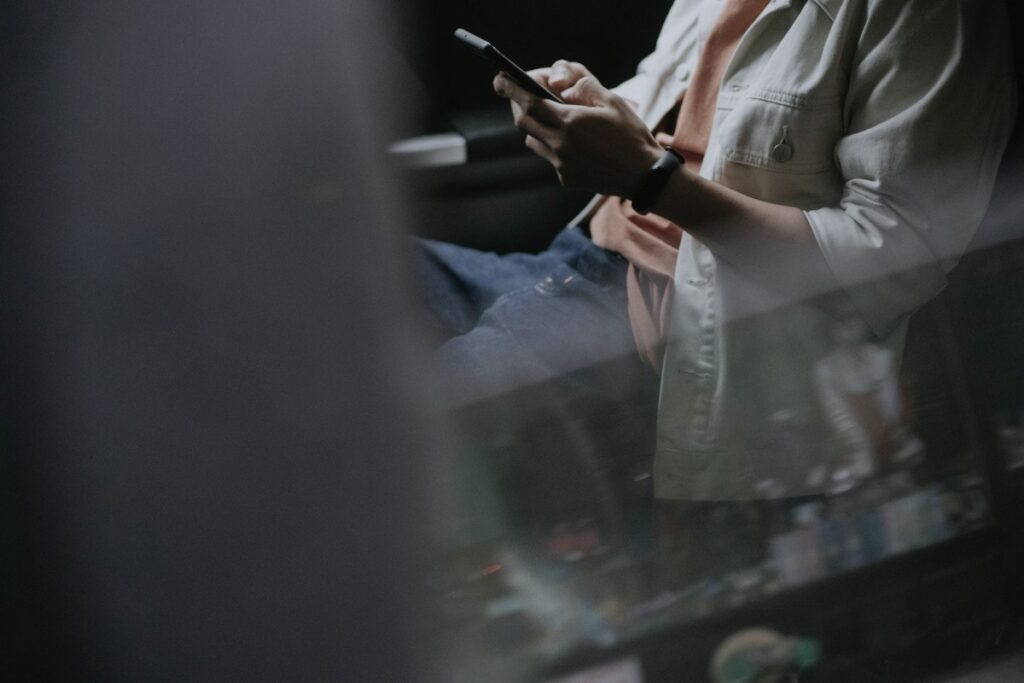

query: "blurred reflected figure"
xmin=815 ymin=313 xmax=925 ymax=491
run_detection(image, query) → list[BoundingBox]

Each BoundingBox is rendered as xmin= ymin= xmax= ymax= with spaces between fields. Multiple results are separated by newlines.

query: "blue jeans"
xmin=416 ymin=226 xmax=659 ymax=530
xmin=418 ymin=226 xmax=654 ymax=406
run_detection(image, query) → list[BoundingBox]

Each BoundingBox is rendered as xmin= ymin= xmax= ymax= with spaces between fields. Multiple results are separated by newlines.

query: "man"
xmin=420 ymin=0 xmax=1016 ymax=505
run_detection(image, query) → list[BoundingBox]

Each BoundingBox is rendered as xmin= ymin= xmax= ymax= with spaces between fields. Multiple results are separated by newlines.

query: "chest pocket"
xmin=713 ymin=88 xmax=844 ymax=207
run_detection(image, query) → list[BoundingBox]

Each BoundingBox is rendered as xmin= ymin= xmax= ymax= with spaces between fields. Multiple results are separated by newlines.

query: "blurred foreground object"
xmin=3 ymin=1 xmax=437 ymax=680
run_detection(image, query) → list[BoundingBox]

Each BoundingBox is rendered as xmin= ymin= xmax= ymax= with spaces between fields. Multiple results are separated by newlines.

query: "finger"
xmin=560 ymin=75 xmax=608 ymax=107
xmin=495 ymin=72 xmax=563 ymax=126
xmin=525 ymin=134 xmax=559 ymax=167
xmin=510 ymin=100 xmax=561 ymax=147
xmin=549 ymin=60 xmax=591 ymax=90
xmin=655 ymin=132 xmax=675 ymax=146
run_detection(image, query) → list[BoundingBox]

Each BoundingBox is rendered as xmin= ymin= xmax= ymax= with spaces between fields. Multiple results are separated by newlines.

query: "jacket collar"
xmin=808 ymin=0 xmax=844 ymax=22
xmin=765 ymin=0 xmax=845 ymax=19
xmin=697 ymin=0 xmax=800 ymax=44
xmin=696 ymin=0 xmax=844 ymax=85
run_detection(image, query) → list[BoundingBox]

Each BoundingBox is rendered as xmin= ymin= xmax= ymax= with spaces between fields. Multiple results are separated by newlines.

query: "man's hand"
xmin=494 ymin=62 xmax=662 ymax=198
xmin=525 ymin=59 xmax=589 ymax=94
xmin=497 ymin=64 xmax=834 ymax=306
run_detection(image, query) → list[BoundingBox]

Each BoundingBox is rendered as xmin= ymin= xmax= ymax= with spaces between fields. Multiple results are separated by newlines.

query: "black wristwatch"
xmin=631 ymin=147 xmax=685 ymax=215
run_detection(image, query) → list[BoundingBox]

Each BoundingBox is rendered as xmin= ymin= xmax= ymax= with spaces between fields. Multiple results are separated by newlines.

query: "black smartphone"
xmin=453 ymin=28 xmax=565 ymax=104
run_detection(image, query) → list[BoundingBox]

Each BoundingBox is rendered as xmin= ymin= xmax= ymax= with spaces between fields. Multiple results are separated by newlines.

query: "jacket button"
xmin=772 ymin=125 xmax=793 ymax=163
xmin=772 ymin=142 xmax=793 ymax=163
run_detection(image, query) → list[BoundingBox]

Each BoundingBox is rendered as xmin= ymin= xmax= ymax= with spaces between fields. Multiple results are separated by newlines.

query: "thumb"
xmin=560 ymin=75 xmax=608 ymax=107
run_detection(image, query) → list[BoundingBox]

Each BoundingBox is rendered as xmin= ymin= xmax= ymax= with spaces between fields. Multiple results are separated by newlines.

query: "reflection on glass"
xmin=814 ymin=316 xmax=925 ymax=490
xmin=425 ymin=305 xmax=995 ymax=681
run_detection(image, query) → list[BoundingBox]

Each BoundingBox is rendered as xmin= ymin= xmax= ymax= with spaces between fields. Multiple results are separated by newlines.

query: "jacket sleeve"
xmin=804 ymin=0 xmax=1016 ymax=338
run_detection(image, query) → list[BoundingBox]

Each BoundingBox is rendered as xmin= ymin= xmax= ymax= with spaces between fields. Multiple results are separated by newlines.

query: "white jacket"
xmin=596 ymin=0 xmax=1016 ymax=500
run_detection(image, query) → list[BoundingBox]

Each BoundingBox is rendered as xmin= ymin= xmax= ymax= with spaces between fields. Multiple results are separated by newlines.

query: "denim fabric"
xmin=416 ymin=226 xmax=654 ymax=407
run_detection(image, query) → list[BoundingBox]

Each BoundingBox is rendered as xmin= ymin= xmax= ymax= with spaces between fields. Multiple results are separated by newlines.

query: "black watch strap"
xmin=631 ymin=147 xmax=685 ymax=215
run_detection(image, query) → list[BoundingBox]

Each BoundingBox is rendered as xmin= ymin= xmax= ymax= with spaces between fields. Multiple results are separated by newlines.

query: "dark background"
xmin=389 ymin=0 xmax=674 ymax=131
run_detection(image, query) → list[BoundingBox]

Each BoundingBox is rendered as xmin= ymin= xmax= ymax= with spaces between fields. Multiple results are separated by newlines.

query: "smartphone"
xmin=453 ymin=28 xmax=565 ymax=104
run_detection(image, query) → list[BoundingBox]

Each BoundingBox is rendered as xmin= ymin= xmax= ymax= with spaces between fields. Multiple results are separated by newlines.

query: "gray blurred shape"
xmin=3 ymin=1 xmax=437 ymax=680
